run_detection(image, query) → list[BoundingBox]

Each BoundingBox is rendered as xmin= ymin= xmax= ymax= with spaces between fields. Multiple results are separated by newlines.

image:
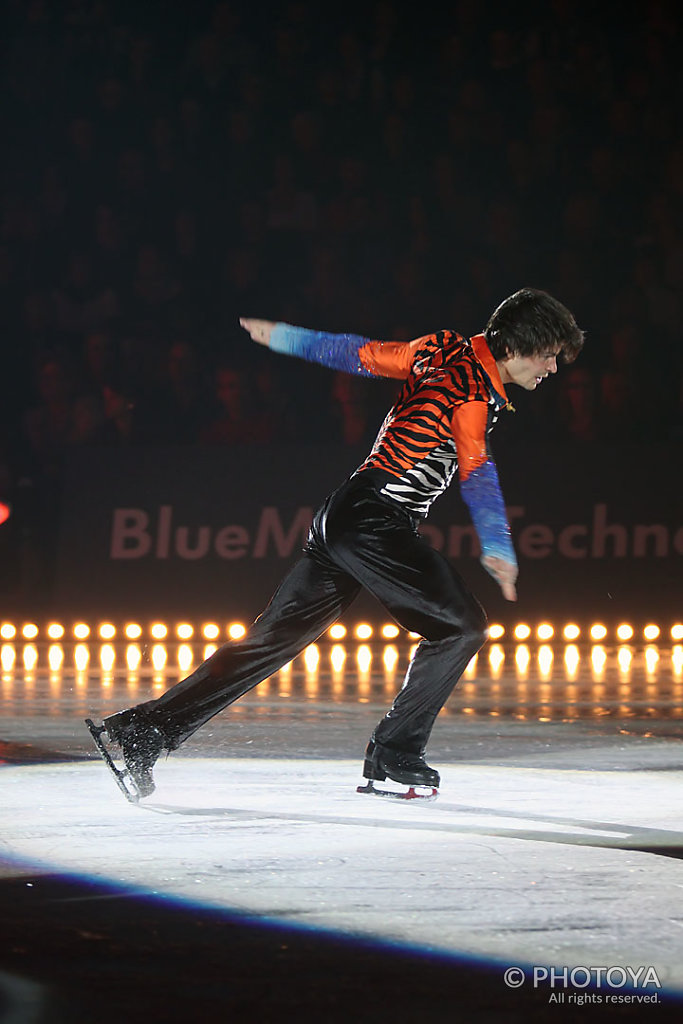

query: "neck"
xmin=496 ymin=359 xmax=512 ymax=385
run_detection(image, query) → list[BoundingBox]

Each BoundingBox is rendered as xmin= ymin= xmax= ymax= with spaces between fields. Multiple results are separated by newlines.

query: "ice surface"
xmin=2 ymin=755 xmax=683 ymax=993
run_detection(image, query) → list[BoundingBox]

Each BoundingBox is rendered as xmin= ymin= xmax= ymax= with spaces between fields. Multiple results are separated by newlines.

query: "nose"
xmin=547 ymin=355 xmax=558 ymax=374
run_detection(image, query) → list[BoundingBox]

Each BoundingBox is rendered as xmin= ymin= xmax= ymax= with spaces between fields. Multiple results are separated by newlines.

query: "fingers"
xmin=481 ymin=555 xmax=518 ymax=602
xmin=239 ymin=318 xmax=274 ymax=347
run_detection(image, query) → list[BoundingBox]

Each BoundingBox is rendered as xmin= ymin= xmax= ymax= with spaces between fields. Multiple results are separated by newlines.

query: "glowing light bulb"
xmin=563 ymin=623 xmax=580 ymax=641
xmin=150 ymin=643 xmax=167 ymax=667
xmin=488 ymin=623 xmax=505 ymax=640
xmin=228 ymin=622 xmax=246 ymax=640
xmin=329 ymin=623 xmax=346 ymax=640
xmin=671 ymin=624 xmax=683 ymax=641
xmin=126 ymin=644 xmax=142 ymax=671
xmin=176 ymin=623 xmax=193 ymax=640
xmin=381 ymin=623 xmax=400 ymax=640
xmin=1 ymin=645 xmax=16 ymax=671
xmin=73 ymin=623 xmax=90 ymax=639
xmin=304 ymin=644 xmax=320 ymax=672
xmin=617 ymin=646 xmax=632 ymax=673
xmin=23 ymin=644 xmax=38 ymax=670
xmin=673 ymin=645 xmax=683 ymax=676
xmin=202 ymin=623 xmax=220 ymax=640
xmin=151 ymin=622 xmax=168 ymax=640
xmin=590 ymin=623 xmax=607 ymax=642
xmin=537 ymin=623 xmax=554 ymax=641
xmin=47 ymin=623 xmax=64 ymax=640
xmin=0 ymin=623 xmax=16 ymax=640
xmin=616 ymin=623 xmax=633 ymax=642
xmin=514 ymin=623 xmax=531 ymax=641
xmin=48 ymin=644 xmax=64 ymax=671
xmin=330 ymin=644 xmax=346 ymax=673
xmin=100 ymin=644 xmax=116 ymax=672
xmin=99 ymin=623 xmax=116 ymax=640
xmin=538 ymin=644 xmax=553 ymax=678
xmin=489 ymin=644 xmax=505 ymax=675
xmin=591 ymin=645 xmax=607 ymax=675
xmin=74 ymin=644 xmax=89 ymax=671
xmin=383 ymin=645 xmax=399 ymax=672
xmin=564 ymin=644 xmax=580 ymax=677
xmin=22 ymin=624 xmax=39 ymax=640
xmin=177 ymin=644 xmax=194 ymax=672
xmin=355 ymin=623 xmax=373 ymax=640
xmin=151 ymin=644 xmax=167 ymax=670
xmin=357 ymin=644 xmax=372 ymax=673
xmin=125 ymin=623 xmax=142 ymax=640
xmin=643 ymin=624 xmax=660 ymax=641
xmin=515 ymin=644 xmax=530 ymax=673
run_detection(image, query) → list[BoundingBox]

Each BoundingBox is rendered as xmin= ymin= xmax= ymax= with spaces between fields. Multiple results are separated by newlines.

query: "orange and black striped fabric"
xmin=356 ymin=331 xmax=508 ymax=516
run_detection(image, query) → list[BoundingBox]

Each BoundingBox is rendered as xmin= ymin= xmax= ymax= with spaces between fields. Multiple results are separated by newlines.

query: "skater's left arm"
xmin=452 ymin=400 xmax=518 ymax=601
xmin=239 ymin=318 xmax=417 ymax=379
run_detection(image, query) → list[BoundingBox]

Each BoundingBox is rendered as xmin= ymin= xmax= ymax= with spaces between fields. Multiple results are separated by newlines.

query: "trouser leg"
xmin=320 ymin=476 xmax=488 ymax=754
xmin=372 ymin=629 xmax=483 ymax=753
xmin=139 ymin=552 xmax=360 ymax=748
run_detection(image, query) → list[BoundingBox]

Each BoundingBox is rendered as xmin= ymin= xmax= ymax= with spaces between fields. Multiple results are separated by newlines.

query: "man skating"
xmin=86 ymin=287 xmax=584 ymax=802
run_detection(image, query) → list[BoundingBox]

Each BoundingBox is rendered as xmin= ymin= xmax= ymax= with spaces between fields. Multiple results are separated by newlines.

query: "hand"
xmin=481 ymin=555 xmax=518 ymax=602
xmin=239 ymin=318 xmax=275 ymax=347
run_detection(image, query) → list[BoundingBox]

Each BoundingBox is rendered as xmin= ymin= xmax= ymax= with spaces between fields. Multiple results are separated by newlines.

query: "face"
xmin=500 ymin=350 xmax=559 ymax=390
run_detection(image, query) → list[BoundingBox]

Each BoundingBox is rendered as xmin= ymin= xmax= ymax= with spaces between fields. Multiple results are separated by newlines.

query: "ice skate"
xmin=356 ymin=739 xmax=439 ymax=801
xmin=85 ymin=708 xmax=167 ymax=803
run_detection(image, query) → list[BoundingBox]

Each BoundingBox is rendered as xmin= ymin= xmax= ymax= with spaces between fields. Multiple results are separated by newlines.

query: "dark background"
xmin=1 ymin=0 xmax=681 ymax=613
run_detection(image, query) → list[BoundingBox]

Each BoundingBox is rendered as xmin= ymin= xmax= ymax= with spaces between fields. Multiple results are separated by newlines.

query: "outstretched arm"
xmin=452 ymin=400 xmax=518 ymax=602
xmin=239 ymin=318 xmax=416 ymax=380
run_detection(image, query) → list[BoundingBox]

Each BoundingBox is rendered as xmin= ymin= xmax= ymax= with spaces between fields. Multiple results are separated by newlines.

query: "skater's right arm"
xmin=239 ymin=318 xmax=417 ymax=380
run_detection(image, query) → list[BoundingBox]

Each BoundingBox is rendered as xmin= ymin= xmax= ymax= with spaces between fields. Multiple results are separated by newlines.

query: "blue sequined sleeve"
xmin=269 ymin=323 xmax=376 ymax=377
xmin=460 ymin=459 xmax=517 ymax=566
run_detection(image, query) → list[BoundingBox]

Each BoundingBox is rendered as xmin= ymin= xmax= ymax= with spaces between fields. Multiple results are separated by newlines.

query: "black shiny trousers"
xmin=140 ymin=472 xmax=489 ymax=756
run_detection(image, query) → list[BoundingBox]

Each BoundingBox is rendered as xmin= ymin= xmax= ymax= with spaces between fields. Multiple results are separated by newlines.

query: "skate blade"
xmin=84 ymin=718 xmax=142 ymax=804
xmin=356 ymin=779 xmax=438 ymax=801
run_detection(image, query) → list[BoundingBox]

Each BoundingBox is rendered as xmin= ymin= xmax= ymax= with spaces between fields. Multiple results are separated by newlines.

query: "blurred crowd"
xmin=1 ymin=0 xmax=682 ymax=598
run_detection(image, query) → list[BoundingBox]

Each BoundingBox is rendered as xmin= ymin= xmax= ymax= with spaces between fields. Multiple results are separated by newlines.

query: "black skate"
xmin=85 ymin=708 xmax=166 ymax=803
xmin=357 ymin=739 xmax=439 ymax=801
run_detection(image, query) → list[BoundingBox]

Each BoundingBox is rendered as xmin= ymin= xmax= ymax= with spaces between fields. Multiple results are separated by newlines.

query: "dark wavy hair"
xmin=483 ymin=288 xmax=584 ymax=363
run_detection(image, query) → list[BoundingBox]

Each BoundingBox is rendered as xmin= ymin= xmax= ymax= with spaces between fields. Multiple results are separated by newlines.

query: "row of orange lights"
xmin=489 ymin=622 xmax=682 ymax=642
xmin=0 ymin=620 xmax=682 ymax=643
xmin=4 ymin=641 xmax=682 ymax=682
xmin=0 ymin=621 xmax=248 ymax=642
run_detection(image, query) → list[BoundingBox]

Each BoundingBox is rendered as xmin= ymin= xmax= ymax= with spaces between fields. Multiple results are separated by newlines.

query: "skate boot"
xmin=85 ymin=707 xmax=167 ymax=802
xmin=357 ymin=739 xmax=439 ymax=800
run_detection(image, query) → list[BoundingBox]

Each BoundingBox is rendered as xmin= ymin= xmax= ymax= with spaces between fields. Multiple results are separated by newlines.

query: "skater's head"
xmin=484 ymin=287 xmax=584 ymax=366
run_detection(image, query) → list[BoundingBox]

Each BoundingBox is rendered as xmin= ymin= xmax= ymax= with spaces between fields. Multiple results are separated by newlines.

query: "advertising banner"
xmin=55 ymin=443 xmax=682 ymax=626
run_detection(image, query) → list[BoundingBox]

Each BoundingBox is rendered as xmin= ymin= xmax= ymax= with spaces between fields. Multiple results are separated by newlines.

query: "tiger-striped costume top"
xmin=270 ymin=323 xmax=516 ymax=565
